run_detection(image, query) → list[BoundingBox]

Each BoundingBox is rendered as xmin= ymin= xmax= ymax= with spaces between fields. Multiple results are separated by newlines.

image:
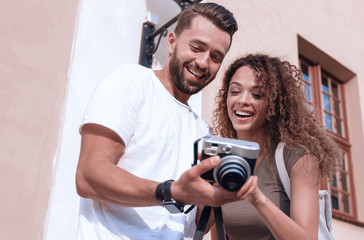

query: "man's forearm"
xmin=76 ymin=159 xmax=160 ymax=207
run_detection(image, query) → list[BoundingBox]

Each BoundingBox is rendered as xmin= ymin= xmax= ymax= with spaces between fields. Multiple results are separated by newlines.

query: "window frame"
xmin=299 ymin=56 xmax=358 ymax=221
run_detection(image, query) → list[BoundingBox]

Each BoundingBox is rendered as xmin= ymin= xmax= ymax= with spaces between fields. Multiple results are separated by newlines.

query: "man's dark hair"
xmin=174 ymin=2 xmax=238 ymax=40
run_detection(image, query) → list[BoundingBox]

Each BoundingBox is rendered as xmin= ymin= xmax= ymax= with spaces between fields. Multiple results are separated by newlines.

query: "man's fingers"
xmin=190 ymin=156 xmax=220 ymax=177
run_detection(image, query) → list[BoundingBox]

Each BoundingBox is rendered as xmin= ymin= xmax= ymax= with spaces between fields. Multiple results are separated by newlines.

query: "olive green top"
xmin=222 ymin=145 xmax=306 ymax=240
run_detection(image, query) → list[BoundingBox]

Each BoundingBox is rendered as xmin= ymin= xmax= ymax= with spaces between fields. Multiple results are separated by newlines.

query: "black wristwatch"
xmin=155 ymin=180 xmax=185 ymax=213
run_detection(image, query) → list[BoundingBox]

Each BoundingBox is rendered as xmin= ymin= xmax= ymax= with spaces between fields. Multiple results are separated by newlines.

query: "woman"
xmin=210 ymin=54 xmax=342 ymax=240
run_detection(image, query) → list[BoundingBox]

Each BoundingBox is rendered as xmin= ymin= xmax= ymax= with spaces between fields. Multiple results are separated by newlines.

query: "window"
xmin=299 ymin=57 xmax=355 ymax=219
xmin=321 ymin=73 xmax=346 ymax=137
xmin=331 ymin=148 xmax=352 ymax=215
xmin=300 ymin=61 xmax=313 ymax=109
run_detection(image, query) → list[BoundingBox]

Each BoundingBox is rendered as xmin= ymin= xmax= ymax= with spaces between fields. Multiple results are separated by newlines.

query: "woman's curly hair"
xmin=213 ymin=53 xmax=342 ymax=179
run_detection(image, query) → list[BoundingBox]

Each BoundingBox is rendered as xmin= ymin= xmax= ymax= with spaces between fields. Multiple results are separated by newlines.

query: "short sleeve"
xmin=284 ymin=145 xmax=307 ymax=177
xmin=80 ymin=64 xmax=145 ymax=144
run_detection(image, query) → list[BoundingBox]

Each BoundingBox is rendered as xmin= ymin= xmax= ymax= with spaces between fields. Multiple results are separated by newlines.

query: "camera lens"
xmin=213 ymin=155 xmax=251 ymax=191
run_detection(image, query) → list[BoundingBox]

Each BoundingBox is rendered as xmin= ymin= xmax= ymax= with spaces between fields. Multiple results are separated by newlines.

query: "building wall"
xmin=1 ymin=0 xmax=363 ymax=239
xmin=0 ymin=0 xmax=79 ymax=239
xmin=42 ymin=1 xmax=202 ymax=239
xmin=202 ymin=0 xmax=364 ymax=238
xmin=43 ymin=0 xmax=148 ymax=239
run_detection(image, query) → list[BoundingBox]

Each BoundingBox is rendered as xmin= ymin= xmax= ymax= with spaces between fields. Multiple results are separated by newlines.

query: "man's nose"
xmin=196 ymin=52 xmax=209 ymax=69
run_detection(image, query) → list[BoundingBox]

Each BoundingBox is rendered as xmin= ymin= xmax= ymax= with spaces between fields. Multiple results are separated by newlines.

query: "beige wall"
xmin=203 ymin=0 xmax=364 ymax=128
xmin=1 ymin=0 xmax=363 ymax=239
xmin=202 ymin=0 xmax=364 ymax=238
xmin=0 ymin=0 xmax=79 ymax=239
xmin=333 ymin=219 xmax=364 ymax=239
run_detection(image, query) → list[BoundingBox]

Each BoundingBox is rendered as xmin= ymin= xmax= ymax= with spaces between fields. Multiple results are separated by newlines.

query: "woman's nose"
xmin=239 ymin=92 xmax=251 ymax=105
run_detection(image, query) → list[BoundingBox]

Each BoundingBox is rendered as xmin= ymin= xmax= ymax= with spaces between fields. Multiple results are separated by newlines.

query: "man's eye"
xmin=191 ymin=45 xmax=199 ymax=52
xmin=211 ymin=55 xmax=223 ymax=63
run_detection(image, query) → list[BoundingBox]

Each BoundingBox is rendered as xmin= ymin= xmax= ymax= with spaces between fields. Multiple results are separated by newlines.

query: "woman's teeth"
xmin=235 ymin=111 xmax=253 ymax=118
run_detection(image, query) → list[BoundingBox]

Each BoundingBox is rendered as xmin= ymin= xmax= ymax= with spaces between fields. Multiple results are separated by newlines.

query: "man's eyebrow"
xmin=191 ymin=39 xmax=207 ymax=47
xmin=191 ymin=39 xmax=226 ymax=58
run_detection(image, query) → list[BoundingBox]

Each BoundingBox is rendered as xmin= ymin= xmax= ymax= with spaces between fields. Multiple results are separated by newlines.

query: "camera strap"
xmin=192 ymin=136 xmax=226 ymax=239
xmin=193 ymin=206 xmax=226 ymax=240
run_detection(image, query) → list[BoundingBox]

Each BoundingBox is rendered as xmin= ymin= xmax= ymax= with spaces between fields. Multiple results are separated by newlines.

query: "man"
xmin=76 ymin=2 xmax=240 ymax=240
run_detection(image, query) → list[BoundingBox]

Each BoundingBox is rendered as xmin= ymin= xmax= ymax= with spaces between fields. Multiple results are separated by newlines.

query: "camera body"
xmin=194 ymin=135 xmax=259 ymax=192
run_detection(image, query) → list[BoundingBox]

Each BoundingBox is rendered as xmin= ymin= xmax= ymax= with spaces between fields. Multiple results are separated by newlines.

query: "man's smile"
xmin=186 ymin=66 xmax=205 ymax=79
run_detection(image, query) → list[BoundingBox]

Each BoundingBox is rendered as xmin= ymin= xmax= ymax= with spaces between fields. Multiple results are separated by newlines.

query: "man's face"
xmin=167 ymin=16 xmax=231 ymax=95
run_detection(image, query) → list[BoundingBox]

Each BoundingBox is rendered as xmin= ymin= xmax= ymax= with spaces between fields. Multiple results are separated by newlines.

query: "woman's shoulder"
xmin=283 ymin=144 xmax=307 ymax=160
xmin=282 ymin=143 xmax=309 ymax=174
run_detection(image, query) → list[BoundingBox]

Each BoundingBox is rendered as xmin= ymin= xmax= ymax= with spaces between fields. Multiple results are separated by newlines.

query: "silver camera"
xmin=193 ymin=135 xmax=259 ymax=192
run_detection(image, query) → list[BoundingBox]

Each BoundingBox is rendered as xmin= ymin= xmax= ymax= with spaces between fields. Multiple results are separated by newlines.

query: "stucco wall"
xmin=333 ymin=218 xmax=364 ymax=239
xmin=0 ymin=0 xmax=79 ymax=239
xmin=1 ymin=0 xmax=363 ymax=239
xmin=203 ymin=0 xmax=364 ymax=128
xmin=43 ymin=0 xmax=149 ymax=239
xmin=202 ymin=0 xmax=364 ymax=237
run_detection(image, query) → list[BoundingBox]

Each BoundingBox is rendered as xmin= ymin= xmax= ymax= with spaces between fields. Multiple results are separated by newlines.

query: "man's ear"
xmin=166 ymin=32 xmax=177 ymax=55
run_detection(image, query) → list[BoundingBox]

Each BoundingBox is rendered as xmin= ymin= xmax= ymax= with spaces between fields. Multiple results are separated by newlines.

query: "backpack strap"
xmin=275 ymin=142 xmax=334 ymax=239
xmin=275 ymin=142 xmax=291 ymax=198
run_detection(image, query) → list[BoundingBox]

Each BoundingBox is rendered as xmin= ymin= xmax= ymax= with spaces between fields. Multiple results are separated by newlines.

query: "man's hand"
xmin=171 ymin=156 xmax=260 ymax=207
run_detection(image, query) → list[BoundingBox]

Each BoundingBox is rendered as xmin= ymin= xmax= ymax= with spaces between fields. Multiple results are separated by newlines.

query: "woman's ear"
xmin=166 ymin=32 xmax=177 ymax=55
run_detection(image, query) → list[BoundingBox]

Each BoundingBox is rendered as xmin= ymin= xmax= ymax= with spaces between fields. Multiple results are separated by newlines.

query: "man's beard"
xmin=168 ymin=48 xmax=212 ymax=95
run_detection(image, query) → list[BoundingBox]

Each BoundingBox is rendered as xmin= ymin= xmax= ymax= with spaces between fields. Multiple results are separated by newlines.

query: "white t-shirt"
xmin=77 ymin=64 xmax=210 ymax=240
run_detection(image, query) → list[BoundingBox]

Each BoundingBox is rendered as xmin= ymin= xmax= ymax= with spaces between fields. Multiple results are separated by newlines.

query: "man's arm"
xmin=76 ymin=123 xmax=159 ymax=207
xmin=76 ymin=123 xmax=249 ymax=208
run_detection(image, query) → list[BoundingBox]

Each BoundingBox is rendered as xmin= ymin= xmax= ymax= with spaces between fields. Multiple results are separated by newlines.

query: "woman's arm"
xmin=248 ymin=154 xmax=320 ymax=240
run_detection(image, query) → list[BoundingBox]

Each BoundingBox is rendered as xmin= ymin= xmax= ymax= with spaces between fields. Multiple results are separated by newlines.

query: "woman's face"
xmin=227 ymin=66 xmax=268 ymax=140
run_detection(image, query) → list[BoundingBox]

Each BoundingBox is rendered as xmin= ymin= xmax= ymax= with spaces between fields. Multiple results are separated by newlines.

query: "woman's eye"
xmin=252 ymin=93 xmax=263 ymax=99
xmin=229 ymin=90 xmax=240 ymax=95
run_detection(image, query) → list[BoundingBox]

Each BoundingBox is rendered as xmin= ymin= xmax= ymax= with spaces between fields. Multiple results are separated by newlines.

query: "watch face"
xmin=163 ymin=200 xmax=184 ymax=214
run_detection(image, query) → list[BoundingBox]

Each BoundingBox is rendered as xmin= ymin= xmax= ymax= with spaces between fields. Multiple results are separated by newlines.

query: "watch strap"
xmin=155 ymin=181 xmax=165 ymax=206
xmin=155 ymin=179 xmax=186 ymax=213
xmin=163 ymin=180 xmax=174 ymax=201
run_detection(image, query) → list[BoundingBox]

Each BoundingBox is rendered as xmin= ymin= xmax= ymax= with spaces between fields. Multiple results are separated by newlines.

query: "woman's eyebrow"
xmin=229 ymin=81 xmax=261 ymax=89
xmin=229 ymin=81 xmax=241 ymax=87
